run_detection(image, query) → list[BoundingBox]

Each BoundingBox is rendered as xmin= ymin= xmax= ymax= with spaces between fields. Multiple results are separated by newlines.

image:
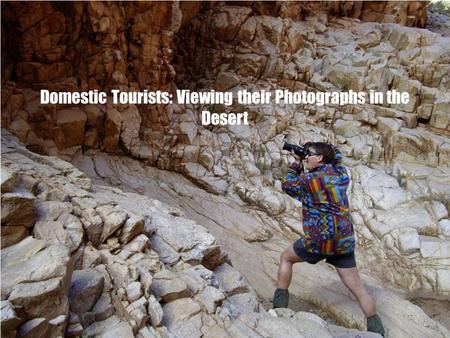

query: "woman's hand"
xmin=289 ymin=161 xmax=303 ymax=174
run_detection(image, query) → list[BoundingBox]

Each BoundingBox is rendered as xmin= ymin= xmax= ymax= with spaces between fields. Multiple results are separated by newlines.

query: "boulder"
xmin=1 ymin=237 xmax=70 ymax=299
xmin=126 ymin=282 xmax=143 ymax=303
xmin=213 ymin=263 xmax=249 ymax=296
xmin=17 ymin=318 xmax=49 ymax=338
xmin=1 ymin=189 xmax=36 ymax=228
xmin=92 ymin=292 xmax=114 ymax=321
xmin=1 ymin=301 xmax=21 ymax=333
xmin=195 ymin=285 xmax=225 ymax=314
xmin=119 ymin=214 xmax=144 ymax=244
xmin=82 ymin=315 xmax=134 ymax=338
xmin=9 ymin=277 xmax=68 ymax=320
xmin=150 ymin=270 xmax=190 ymax=303
xmin=96 ymin=205 xmax=128 ymax=242
xmin=219 ymin=292 xmax=260 ymax=320
xmin=55 ymin=108 xmax=87 ymax=148
xmin=34 ymin=210 xmax=83 ymax=254
xmin=149 ymin=235 xmax=180 ymax=265
xmin=355 ymin=165 xmax=409 ymax=210
xmin=147 ymin=295 xmax=163 ymax=327
xmin=161 ymin=298 xmax=201 ymax=327
xmin=1 ymin=226 xmax=28 ymax=248
xmin=69 ymin=269 xmax=104 ymax=315
xmin=1 ymin=166 xmax=20 ymax=193
xmin=371 ymin=202 xmax=437 ymax=238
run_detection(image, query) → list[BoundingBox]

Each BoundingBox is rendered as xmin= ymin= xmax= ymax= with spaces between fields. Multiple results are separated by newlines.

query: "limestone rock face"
xmin=1 ymin=189 xmax=36 ymax=228
xmin=5 ymin=129 xmax=435 ymax=338
xmin=69 ymin=269 xmax=104 ymax=315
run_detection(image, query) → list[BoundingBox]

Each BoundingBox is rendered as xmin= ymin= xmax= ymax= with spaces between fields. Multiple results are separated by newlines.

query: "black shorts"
xmin=293 ymin=239 xmax=356 ymax=269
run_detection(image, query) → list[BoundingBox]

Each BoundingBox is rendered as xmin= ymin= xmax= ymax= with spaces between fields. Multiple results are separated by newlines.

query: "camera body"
xmin=282 ymin=142 xmax=310 ymax=159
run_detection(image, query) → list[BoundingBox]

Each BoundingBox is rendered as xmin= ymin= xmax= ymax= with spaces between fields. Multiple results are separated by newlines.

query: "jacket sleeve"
xmin=281 ymin=171 xmax=308 ymax=201
xmin=332 ymin=146 xmax=343 ymax=166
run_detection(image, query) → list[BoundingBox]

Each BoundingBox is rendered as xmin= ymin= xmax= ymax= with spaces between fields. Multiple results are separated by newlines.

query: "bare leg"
xmin=276 ymin=245 xmax=303 ymax=289
xmin=336 ymin=267 xmax=376 ymax=317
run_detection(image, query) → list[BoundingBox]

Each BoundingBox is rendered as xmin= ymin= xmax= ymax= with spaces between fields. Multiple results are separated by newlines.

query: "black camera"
xmin=282 ymin=141 xmax=310 ymax=159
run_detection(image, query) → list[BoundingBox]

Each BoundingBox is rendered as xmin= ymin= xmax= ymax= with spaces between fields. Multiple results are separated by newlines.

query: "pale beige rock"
xmin=80 ymin=207 xmax=103 ymax=246
xmin=195 ymin=285 xmax=225 ymax=314
xmin=125 ymin=296 xmax=148 ymax=330
xmin=119 ymin=214 xmax=144 ymax=244
xmin=126 ymin=282 xmax=143 ymax=303
xmin=92 ymin=292 xmax=114 ymax=321
xmin=438 ymin=219 xmax=450 ymax=237
xmin=176 ymin=265 xmax=211 ymax=294
xmin=151 ymin=269 xmax=190 ymax=302
xmin=147 ymin=295 xmax=163 ymax=327
xmin=34 ymin=211 xmax=83 ymax=253
xmin=69 ymin=269 xmax=104 ymax=315
xmin=213 ymin=263 xmax=249 ymax=296
xmin=106 ymin=261 xmax=137 ymax=290
xmin=420 ymin=236 xmax=450 ymax=259
xmin=117 ymin=234 xmax=149 ymax=259
xmin=1 ymin=226 xmax=28 ymax=248
xmin=355 ymin=165 xmax=409 ymax=210
xmin=212 ymin=6 xmax=252 ymax=42
xmin=96 ymin=205 xmax=128 ymax=242
xmin=161 ymin=298 xmax=201 ymax=327
xmin=1 ymin=190 xmax=36 ymax=228
xmin=396 ymin=228 xmax=420 ymax=255
xmin=149 ymin=235 xmax=180 ymax=265
xmin=9 ymin=277 xmax=68 ymax=320
xmin=176 ymin=122 xmax=198 ymax=144
xmin=182 ymin=162 xmax=228 ymax=195
xmin=1 ymin=237 xmax=70 ymax=299
xmin=1 ymin=301 xmax=21 ymax=332
xmin=436 ymin=269 xmax=450 ymax=294
xmin=82 ymin=245 xmax=103 ymax=268
xmin=48 ymin=314 xmax=67 ymax=337
xmin=66 ymin=323 xmax=83 ymax=337
xmin=234 ymin=53 xmax=266 ymax=77
xmin=8 ymin=118 xmax=31 ymax=144
xmin=82 ymin=315 xmax=134 ymax=338
xmin=17 ymin=318 xmax=49 ymax=338
xmin=136 ymin=326 xmax=159 ymax=338
xmin=370 ymin=202 xmax=437 ymax=238
xmin=220 ymin=292 xmax=261 ymax=320
xmin=1 ymin=166 xmax=20 ymax=193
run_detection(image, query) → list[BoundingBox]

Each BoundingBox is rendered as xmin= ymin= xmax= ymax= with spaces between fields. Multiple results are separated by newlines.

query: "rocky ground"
xmin=1 ymin=129 xmax=395 ymax=338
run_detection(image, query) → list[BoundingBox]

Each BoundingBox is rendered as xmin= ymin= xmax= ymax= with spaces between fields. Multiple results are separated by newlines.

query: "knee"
xmin=280 ymin=248 xmax=293 ymax=264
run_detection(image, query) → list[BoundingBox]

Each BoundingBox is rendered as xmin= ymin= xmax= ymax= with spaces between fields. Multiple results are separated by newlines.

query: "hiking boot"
xmin=272 ymin=288 xmax=289 ymax=308
xmin=367 ymin=314 xmax=385 ymax=337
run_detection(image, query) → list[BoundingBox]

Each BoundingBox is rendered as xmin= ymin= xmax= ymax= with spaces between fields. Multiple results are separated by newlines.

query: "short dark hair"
xmin=309 ymin=142 xmax=335 ymax=164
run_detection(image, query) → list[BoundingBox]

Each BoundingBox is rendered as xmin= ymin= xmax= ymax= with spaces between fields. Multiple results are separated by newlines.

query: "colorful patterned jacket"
xmin=281 ymin=148 xmax=355 ymax=255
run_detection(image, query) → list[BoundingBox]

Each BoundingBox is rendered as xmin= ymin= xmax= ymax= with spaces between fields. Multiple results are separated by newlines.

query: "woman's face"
xmin=305 ymin=147 xmax=323 ymax=170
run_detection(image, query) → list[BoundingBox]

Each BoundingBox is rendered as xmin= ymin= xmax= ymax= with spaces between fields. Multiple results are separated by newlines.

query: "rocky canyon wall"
xmin=1 ymin=1 xmax=430 ymax=166
xmin=1 ymin=1 xmax=181 ymax=166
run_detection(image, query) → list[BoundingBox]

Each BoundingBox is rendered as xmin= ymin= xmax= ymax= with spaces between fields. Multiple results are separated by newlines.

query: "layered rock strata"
xmin=170 ymin=5 xmax=450 ymax=297
xmin=2 ymin=129 xmax=407 ymax=338
xmin=1 ymin=1 xmax=431 ymax=167
xmin=1 ymin=0 xmax=449 ymax=332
